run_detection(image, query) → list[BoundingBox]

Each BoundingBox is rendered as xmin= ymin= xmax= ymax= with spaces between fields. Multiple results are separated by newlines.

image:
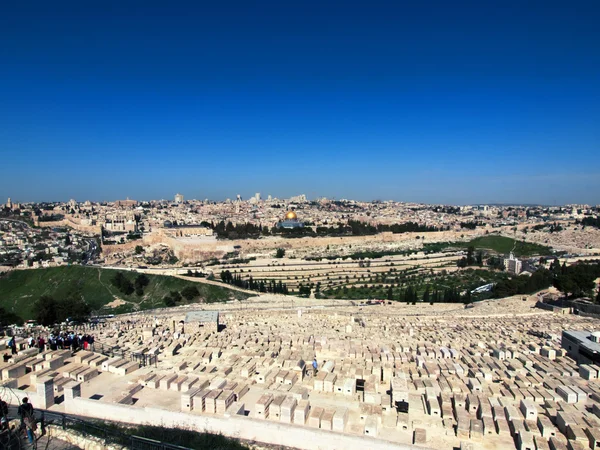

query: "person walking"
xmin=37 ymin=336 xmax=45 ymax=353
xmin=8 ymin=336 xmax=17 ymax=355
xmin=312 ymin=358 xmax=318 ymax=377
xmin=18 ymin=397 xmax=36 ymax=444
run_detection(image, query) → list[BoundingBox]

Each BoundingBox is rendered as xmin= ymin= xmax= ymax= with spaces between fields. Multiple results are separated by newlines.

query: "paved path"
xmin=174 ymin=274 xmax=257 ymax=294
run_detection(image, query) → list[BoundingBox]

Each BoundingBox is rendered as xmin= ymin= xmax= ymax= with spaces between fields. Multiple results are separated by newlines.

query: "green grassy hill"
xmin=0 ymin=266 xmax=250 ymax=320
xmin=424 ymin=235 xmax=552 ymax=257
xmin=466 ymin=235 xmax=552 ymax=257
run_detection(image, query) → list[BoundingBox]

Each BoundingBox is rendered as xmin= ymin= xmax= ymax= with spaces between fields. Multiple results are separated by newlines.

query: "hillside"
xmin=466 ymin=235 xmax=552 ymax=257
xmin=424 ymin=235 xmax=553 ymax=257
xmin=0 ymin=266 xmax=250 ymax=320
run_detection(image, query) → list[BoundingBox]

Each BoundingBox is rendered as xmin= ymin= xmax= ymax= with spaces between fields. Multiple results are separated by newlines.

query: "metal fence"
xmin=93 ymin=341 xmax=158 ymax=368
xmin=5 ymin=405 xmax=190 ymax=450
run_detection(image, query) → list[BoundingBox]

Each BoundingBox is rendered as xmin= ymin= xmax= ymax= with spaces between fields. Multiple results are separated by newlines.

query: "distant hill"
xmin=0 ymin=266 xmax=250 ymax=321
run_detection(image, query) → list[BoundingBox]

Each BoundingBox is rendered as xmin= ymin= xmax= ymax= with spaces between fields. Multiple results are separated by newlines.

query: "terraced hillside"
xmin=216 ymin=250 xmax=463 ymax=297
xmin=0 ymin=266 xmax=250 ymax=320
xmin=213 ymin=235 xmax=553 ymax=301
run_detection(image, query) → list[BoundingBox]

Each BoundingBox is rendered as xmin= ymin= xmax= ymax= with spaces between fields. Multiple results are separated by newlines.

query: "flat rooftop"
xmin=185 ymin=310 xmax=219 ymax=323
xmin=564 ymin=330 xmax=600 ymax=353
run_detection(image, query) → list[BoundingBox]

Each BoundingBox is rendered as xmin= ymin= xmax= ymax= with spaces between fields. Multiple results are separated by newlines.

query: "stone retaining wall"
xmin=46 ymin=424 xmax=126 ymax=450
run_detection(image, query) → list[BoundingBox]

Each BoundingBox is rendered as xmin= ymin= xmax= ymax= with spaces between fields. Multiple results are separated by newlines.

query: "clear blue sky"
xmin=1 ymin=1 xmax=599 ymax=205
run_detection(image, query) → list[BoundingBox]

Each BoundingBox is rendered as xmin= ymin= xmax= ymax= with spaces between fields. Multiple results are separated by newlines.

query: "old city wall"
xmin=137 ymin=229 xmax=483 ymax=263
xmin=36 ymin=216 xmax=102 ymax=235
xmin=234 ymin=229 xmax=483 ymax=254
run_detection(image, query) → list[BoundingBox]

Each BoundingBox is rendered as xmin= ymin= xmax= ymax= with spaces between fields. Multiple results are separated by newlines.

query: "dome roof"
xmin=285 ymin=211 xmax=298 ymax=220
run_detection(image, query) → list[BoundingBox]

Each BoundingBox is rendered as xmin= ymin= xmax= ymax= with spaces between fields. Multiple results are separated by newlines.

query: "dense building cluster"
xmin=2 ymin=195 xmax=600 ymax=270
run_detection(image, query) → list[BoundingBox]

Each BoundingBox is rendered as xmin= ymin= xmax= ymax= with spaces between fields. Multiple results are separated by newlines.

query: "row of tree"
xmin=382 ymin=285 xmax=463 ymax=303
xmin=211 ymin=221 xmax=266 ymax=239
xmin=349 ymin=220 xmax=442 ymax=235
xmin=422 ymin=286 xmax=464 ymax=303
xmin=578 ymin=217 xmax=600 ymax=229
xmin=326 ymin=282 xmax=466 ymax=304
xmin=220 ymin=270 xmax=289 ymax=294
xmin=551 ymin=260 xmax=600 ymax=299
xmin=491 ymin=261 xmax=600 ymax=301
xmin=205 ymin=219 xmax=445 ymax=240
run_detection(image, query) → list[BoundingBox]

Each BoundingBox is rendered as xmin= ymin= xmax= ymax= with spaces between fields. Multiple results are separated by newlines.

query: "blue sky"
xmin=1 ymin=1 xmax=599 ymax=205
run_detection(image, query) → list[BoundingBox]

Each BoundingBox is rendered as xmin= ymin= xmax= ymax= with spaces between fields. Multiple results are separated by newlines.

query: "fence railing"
xmin=92 ymin=340 xmax=158 ymax=368
xmin=5 ymin=405 xmax=189 ymax=450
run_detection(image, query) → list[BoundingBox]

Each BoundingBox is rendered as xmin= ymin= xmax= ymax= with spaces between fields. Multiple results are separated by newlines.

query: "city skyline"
xmin=1 ymin=1 xmax=599 ymax=204
xmin=2 ymin=191 xmax=599 ymax=208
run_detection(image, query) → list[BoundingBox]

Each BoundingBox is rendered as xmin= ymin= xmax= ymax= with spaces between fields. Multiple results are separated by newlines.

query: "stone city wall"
xmin=46 ymin=425 xmax=126 ymax=450
xmin=130 ymin=229 xmax=483 ymax=264
xmin=232 ymin=229 xmax=482 ymax=254
xmin=36 ymin=215 xmax=102 ymax=235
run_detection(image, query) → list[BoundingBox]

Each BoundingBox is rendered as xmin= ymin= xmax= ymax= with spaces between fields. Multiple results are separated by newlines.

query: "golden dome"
xmin=285 ymin=211 xmax=297 ymax=220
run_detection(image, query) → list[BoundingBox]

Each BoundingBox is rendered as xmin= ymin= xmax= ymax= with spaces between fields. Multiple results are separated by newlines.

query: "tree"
xmin=466 ymin=246 xmax=475 ymax=265
xmin=111 ymin=271 xmax=134 ymax=295
xmin=181 ymin=286 xmax=199 ymax=301
xmin=134 ymin=274 xmax=150 ymax=296
xmin=34 ymin=295 xmax=59 ymax=326
xmin=59 ymin=294 xmax=92 ymax=322
xmin=135 ymin=245 xmax=144 ymax=255
xmin=487 ymin=256 xmax=505 ymax=271
xmin=0 ymin=307 xmax=23 ymax=326
xmin=33 ymin=293 xmax=91 ymax=325
xmin=275 ymin=248 xmax=286 ymax=258
xmin=163 ymin=290 xmax=183 ymax=306
xmin=553 ymin=262 xmax=600 ymax=299
xmin=423 ymin=286 xmax=430 ymax=303
xmin=464 ymin=290 xmax=472 ymax=304
xmin=135 ymin=274 xmax=150 ymax=287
